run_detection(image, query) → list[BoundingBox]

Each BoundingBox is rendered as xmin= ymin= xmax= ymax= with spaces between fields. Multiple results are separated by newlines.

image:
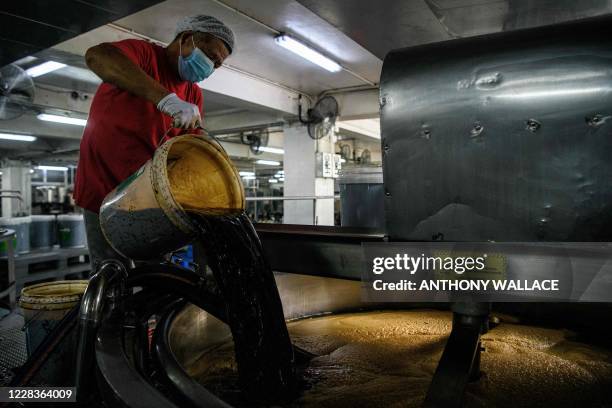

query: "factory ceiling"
xmin=48 ymin=0 xmax=380 ymax=97
xmin=297 ymin=0 xmax=612 ymax=60
xmin=0 ymin=1 xmax=166 ymax=68
xmin=2 ymin=0 xmax=611 ymax=162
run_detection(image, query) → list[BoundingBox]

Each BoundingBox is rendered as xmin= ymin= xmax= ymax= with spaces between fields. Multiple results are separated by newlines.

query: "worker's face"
xmin=180 ymin=32 xmax=230 ymax=69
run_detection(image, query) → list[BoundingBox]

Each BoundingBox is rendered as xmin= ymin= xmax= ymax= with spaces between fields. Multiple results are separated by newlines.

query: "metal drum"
xmin=30 ymin=215 xmax=56 ymax=250
xmin=57 ymin=214 xmax=86 ymax=248
xmin=99 ymin=134 xmax=244 ymax=260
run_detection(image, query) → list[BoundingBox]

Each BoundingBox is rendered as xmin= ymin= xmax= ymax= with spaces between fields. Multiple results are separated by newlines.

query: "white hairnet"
xmin=175 ymin=15 xmax=235 ymax=53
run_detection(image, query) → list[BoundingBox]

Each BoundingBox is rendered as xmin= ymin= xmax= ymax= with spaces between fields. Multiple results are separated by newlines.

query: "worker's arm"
xmin=85 ymin=43 xmax=201 ymax=128
xmin=85 ymin=43 xmax=169 ymax=105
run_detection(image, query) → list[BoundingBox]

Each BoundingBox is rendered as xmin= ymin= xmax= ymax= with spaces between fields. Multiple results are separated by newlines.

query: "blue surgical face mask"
xmin=178 ymin=36 xmax=215 ymax=82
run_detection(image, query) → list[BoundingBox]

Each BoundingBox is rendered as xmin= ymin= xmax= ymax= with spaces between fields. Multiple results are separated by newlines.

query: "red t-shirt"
xmin=74 ymin=39 xmax=203 ymax=213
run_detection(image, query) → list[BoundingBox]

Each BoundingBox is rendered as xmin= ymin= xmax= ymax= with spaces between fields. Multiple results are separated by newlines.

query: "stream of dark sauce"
xmin=188 ymin=211 xmax=297 ymax=403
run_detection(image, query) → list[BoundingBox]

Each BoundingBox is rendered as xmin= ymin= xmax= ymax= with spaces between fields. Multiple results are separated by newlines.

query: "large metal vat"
xmin=380 ymin=16 xmax=612 ymax=241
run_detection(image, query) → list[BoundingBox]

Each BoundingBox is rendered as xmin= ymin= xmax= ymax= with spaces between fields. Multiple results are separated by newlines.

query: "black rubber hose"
xmin=126 ymin=263 xmax=227 ymax=323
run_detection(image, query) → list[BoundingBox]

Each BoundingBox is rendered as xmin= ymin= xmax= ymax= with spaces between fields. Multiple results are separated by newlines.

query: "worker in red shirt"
xmin=74 ymin=15 xmax=234 ymax=272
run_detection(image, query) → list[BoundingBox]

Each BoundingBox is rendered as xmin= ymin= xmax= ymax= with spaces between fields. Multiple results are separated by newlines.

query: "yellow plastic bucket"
xmin=99 ymin=134 xmax=245 ymax=260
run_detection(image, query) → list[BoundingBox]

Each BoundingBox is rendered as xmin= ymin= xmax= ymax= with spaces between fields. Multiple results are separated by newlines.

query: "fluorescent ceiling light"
xmin=37 ymin=113 xmax=87 ymax=127
xmin=37 ymin=165 xmax=68 ymax=171
xmin=268 ymin=178 xmax=278 ymax=183
xmin=274 ymin=34 xmax=341 ymax=73
xmin=26 ymin=61 xmax=67 ymax=78
xmin=258 ymin=146 xmax=285 ymax=154
xmin=256 ymin=160 xmax=281 ymax=166
xmin=239 ymin=171 xmax=255 ymax=176
xmin=242 ymin=175 xmax=256 ymax=180
xmin=0 ymin=133 xmax=36 ymax=142
xmin=274 ymin=174 xmax=283 ymax=178
xmin=279 ymin=177 xmax=285 ymax=182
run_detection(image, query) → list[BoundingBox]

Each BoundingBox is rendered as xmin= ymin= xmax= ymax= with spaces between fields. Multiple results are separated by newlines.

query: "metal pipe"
xmin=0 ymin=194 xmax=23 ymax=202
xmin=208 ymin=122 xmax=286 ymax=136
xmin=245 ymin=195 xmax=338 ymax=201
xmin=75 ymin=259 xmax=127 ymax=402
xmin=153 ymin=302 xmax=233 ymax=408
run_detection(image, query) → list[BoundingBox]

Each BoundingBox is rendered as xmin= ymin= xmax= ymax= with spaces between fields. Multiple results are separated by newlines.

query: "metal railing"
xmin=244 ymin=195 xmax=339 ymax=224
xmin=245 ymin=195 xmax=338 ymax=201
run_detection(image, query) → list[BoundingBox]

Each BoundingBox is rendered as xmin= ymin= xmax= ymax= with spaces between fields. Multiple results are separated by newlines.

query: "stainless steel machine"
xmin=7 ymin=15 xmax=612 ymax=408
xmin=380 ymin=15 xmax=612 ymax=243
xmin=379 ymin=14 xmax=612 ymax=407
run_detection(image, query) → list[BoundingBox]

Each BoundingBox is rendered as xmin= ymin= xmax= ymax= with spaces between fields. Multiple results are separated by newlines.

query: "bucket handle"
xmin=158 ymin=125 xmax=230 ymax=158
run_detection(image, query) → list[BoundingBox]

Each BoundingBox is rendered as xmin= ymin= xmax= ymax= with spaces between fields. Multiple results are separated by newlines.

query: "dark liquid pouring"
xmin=188 ymin=211 xmax=296 ymax=403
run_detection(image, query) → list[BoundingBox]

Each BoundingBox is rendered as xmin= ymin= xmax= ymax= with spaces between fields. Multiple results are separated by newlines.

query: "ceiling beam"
xmin=205 ymin=110 xmax=286 ymax=132
xmin=334 ymin=88 xmax=380 ymax=120
xmin=200 ymin=67 xmax=300 ymax=115
xmin=33 ymin=84 xmax=93 ymax=114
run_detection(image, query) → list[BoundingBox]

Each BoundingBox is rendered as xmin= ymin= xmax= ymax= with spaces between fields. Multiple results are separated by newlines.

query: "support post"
xmin=1 ymin=160 xmax=31 ymax=216
xmin=423 ymin=302 xmax=491 ymax=408
xmin=283 ymin=125 xmax=335 ymax=225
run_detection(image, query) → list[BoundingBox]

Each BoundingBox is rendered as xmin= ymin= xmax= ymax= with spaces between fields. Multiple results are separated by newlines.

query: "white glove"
xmin=157 ymin=93 xmax=201 ymax=129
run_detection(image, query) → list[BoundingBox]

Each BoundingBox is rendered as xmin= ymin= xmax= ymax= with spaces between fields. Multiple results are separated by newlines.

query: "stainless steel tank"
xmin=338 ymin=166 xmax=385 ymax=229
xmin=380 ymin=15 xmax=612 ymax=241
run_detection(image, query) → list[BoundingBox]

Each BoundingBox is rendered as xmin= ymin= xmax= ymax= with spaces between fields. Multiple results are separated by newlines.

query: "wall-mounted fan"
xmin=241 ymin=128 xmax=270 ymax=155
xmin=0 ymin=64 xmax=35 ymax=120
xmin=299 ymin=95 xmax=339 ymax=139
xmin=360 ymin=149 xmax=371 ymax=164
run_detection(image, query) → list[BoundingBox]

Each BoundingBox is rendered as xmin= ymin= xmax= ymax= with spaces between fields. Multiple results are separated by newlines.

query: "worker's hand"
xmin=156 ymin=93 xmax=201 ymax=129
